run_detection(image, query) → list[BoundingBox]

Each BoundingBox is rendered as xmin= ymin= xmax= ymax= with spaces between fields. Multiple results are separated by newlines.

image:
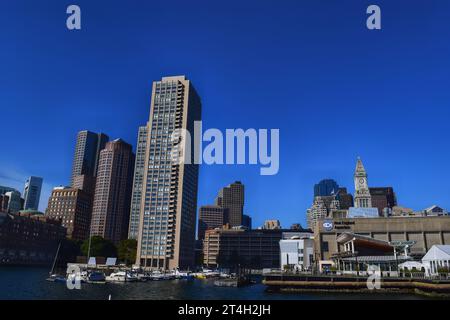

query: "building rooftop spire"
xmin=355 ymin=157 xmax=366 ymax=173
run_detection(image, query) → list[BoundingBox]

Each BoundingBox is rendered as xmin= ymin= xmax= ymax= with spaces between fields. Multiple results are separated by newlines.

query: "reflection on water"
xmin=0 ymin=267 xmax=428 ymax=300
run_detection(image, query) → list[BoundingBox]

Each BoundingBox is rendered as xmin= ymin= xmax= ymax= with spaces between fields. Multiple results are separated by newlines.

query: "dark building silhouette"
xmin=203 ymin=227 xmax=313 ymax=269
xmin=314 ymin=179 xmax=339 ymax=197
xmin=242 ymin=214 xmax=252 ymax=230
xmin=336 ymin=187 xmax=354 ymax=210
xmin=369 ymin=187 xmax=397 ymax=216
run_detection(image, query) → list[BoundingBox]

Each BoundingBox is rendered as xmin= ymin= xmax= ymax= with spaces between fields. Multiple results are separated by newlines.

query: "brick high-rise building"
xmin=215 ymin=181 xmax=244 ymax=227
xmin=46 ymin=186 xmax=92 ymax=240
xmin=90 ymin=139 xmax=134 ymax=244
xmin=136 ymin=76 xmax=201 ymax=270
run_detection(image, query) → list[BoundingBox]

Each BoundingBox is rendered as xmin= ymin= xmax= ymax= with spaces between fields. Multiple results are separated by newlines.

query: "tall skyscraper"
xmin=197 ymin=205 xmax=228 ymax=241
xmin=314 ymin=179 xmax=339 ymax=197
xmin=215 ymin=181 xmax=244 ymax=227
xmin=46 ymin=186 xmax=92 ymax=240
xmin=90 ymin=139 xmax=134 ymax=244
xmin=354 ymin=158 xmax=372 ymax=208
xmin=136 ymin=76 xmax=201 ymax=270
xmin=71 ymin=130 xmax=109 ymax=186
xmin=128 ymin=125 xmax=149 ymax=240
xmin=23 ymin=176 xmax=43 ymax=210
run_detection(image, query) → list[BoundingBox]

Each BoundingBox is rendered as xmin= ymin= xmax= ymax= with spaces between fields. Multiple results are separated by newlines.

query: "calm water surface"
xmin=0 ymin=267 xmax=429 ymax=300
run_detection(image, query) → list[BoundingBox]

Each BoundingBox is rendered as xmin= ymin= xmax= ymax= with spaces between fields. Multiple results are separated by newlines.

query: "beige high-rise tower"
xmin=136 ymin=76 xmax=201 ymax=270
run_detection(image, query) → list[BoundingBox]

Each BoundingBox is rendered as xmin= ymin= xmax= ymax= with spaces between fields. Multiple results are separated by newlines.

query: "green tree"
xmin=117 ymin=239 xmax=137 ymax=265
xmin=81 ymin=236 xmax=117 ymax=258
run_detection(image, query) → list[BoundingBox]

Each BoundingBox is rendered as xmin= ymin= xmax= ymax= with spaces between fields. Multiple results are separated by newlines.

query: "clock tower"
xmin=354 ymin=157 xmax=372 ymax=208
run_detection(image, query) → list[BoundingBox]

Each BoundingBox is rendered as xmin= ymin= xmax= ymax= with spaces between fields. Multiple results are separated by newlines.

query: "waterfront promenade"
xmin=263 ymin=273 xmax=450 ymax=297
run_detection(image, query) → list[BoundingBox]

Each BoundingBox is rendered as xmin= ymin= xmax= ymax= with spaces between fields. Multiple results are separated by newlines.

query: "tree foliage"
xmin=117 ymin=239 xmax=137 ymax=265
xmin=81 ymin=236 xmax=117 ymax=258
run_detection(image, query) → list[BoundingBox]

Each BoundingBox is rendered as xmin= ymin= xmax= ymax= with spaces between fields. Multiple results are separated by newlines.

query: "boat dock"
xmin=263 ymin=273 xmax=450 ymax=296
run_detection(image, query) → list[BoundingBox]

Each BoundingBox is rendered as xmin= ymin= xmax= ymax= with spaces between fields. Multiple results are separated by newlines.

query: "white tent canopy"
xmin=398 ymin=261 xmax=424 ymax=271
xmin=422 ymin=245 xmax=450 ymax=275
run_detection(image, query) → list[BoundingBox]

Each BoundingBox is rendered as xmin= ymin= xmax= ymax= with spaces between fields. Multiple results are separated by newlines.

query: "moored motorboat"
xmin=105 ymin=271 xmax=127 ymax=282
xmin=88 ymin=271 xmax=106 ymax=283
xmin=46 ymin=274 xmax=66 ymax=283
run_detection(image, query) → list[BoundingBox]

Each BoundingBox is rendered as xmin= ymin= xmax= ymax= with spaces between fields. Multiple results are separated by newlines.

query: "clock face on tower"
xmin=359 ymin=178 xmax=365 ymax=185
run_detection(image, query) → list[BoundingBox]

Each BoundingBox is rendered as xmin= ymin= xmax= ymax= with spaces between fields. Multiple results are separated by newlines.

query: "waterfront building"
xmin=128 ymin=125 xmax=149 ymax=240
xmin=215 ymin=181 xmax=244 ymax=227
xmin=197 ymin=205 xmax=228 ymax=241
xmin=422 ymin=245 xmax=450 ymax=276
xmin=136 ymin=76 xmax=201 ymax=270
xmin=23 ymin=176 xmax=43 ymax=210
xmin=314 ymin=215 xmax=450 ymax=266
xmin=4 ymin=191 xmax=22 ymax=213
xmin=329 ymin=232 xmax=411 ymax=275
xmin=314 ymin=179 xmax=339 ymax=197
xmin=46 ymin=186 xmax=92 ymax=240
xmin=369 ymin=187 xmax=397 ymax=216
xmin=71 ymin=130 xmax=109 ymax=186
xmin=263 ymin=219 xmax=281 ymax=230
xmin=353 ymin=158 xmax=372 ymax=208
xmin=90 ymin=139 xmax=134 ymax=244
xmin=280 ymin=237 xmax=314 ymax=271
xmin=0 ymin=212 xmax=66 ymax=266
xmin=203 ymin=227 xmax=312 ymax=269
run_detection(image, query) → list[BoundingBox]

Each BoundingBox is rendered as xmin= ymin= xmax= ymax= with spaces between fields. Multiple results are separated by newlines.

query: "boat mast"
xmin=49 ymin=242 xmax=61 ymax=276
xmin=86 ymin=229 xmax=92 ymax=271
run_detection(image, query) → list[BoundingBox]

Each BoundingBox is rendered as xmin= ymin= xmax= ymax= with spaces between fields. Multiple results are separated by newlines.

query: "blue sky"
xmin=1 ymin=1 xmax=449 ymax=227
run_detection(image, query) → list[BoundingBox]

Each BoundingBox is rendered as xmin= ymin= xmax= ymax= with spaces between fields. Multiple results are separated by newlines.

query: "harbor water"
xmin=0 ymin=267 xmax=429 ymax=300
